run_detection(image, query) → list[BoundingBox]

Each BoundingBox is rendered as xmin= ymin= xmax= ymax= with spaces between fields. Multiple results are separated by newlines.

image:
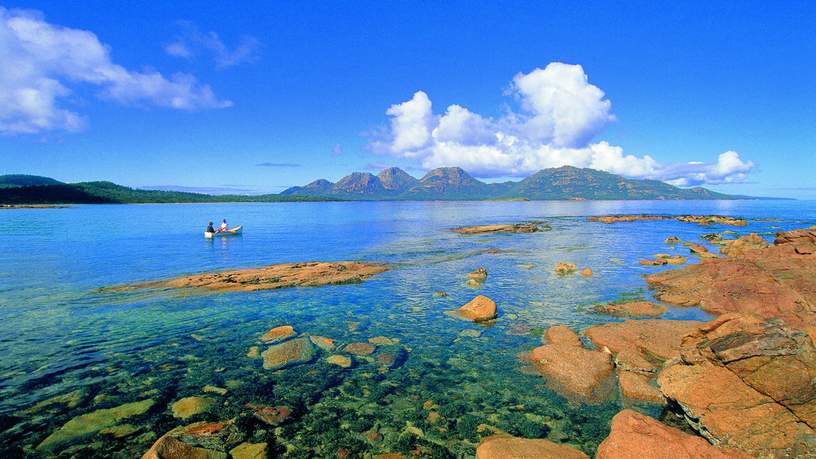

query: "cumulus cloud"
xmin=372 ymin=62 xmax=754 ymax=186
xmin=0 ymin=7 xmax=231 ymax=135
xmin=657 ymin=151 xmax=755 ymax=187
xmin=164 ymin=21 xmax=259 ymax=68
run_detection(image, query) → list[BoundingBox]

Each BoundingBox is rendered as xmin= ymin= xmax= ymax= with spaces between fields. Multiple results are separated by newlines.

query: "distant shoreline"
xmin=0 ymin=204 xmax=71 ymax=209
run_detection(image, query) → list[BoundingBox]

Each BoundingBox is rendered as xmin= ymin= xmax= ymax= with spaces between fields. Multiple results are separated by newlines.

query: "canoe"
xmin=204 ymin=226 xmax=242 ymax=238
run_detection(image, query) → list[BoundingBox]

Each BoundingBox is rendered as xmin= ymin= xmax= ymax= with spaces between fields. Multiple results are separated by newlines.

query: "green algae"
xmin=36 ymin=399 xmax=155 ymax=452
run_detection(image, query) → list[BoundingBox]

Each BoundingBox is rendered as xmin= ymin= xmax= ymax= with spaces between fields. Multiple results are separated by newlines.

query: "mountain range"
xmin=282 ymin=166 xmax=746 ymax=200
xmin=0 ymin=167 xmax=760 ymax=204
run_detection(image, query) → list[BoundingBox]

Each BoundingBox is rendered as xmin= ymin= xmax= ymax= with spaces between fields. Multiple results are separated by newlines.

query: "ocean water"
xmin=0 ymin=200 xmax=814 ymax=457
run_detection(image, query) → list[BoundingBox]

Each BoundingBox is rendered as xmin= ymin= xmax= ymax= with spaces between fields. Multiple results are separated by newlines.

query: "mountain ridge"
xmin=281 ymin=166 xmax=752 ymax=200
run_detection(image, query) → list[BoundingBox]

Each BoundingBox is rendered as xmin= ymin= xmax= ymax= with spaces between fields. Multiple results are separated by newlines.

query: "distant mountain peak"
xmin=377 ymin=167 xmax=419 ymax=191
xmin=334 ymin=172 xmax=385 ymax=194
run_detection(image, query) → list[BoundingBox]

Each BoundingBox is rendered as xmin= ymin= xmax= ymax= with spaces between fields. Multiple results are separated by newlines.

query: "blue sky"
xmin=1 ymin=1 xmax=814 ymax=197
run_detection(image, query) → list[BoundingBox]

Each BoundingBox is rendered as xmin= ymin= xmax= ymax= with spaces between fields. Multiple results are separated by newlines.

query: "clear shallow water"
xmin=0 ymin=200 xmax=814 ymax=457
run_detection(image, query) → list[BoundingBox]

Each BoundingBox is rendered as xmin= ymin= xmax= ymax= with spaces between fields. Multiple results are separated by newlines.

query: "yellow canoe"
xmin=204 ymin=226 xmax=242 ymax=238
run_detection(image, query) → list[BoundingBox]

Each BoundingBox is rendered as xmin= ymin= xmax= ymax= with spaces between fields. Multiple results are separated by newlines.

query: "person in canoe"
xmin=206 ymin=221 xmax=215 ymax=234
xmin=218 ymin=219 xmax=228 ymax=233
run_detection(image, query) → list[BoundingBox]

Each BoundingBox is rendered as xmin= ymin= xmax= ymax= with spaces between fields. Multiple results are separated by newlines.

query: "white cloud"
xmin=373 ymin=62 xmax=754 ymax=186
xmin=383 ymin=90 xmax=434 ymax=156
xmin=660 ymin=151 xmax=755 ymax=187
xmin=510 ymin=63 xmax=614 ymax=147
xmin=164 ymin=22 xmax=259 ymax=68
xmin=0 ymin=7 xmax=231 ymax=135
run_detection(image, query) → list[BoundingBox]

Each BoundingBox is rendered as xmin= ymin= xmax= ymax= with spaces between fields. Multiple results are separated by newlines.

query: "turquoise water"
xmin=1 ymin=200 xmax=814 ymax=457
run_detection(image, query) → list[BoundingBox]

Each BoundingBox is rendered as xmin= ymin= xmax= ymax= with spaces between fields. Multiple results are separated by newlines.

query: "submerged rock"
xmin=309 ymin=335 xmax=336 ymax=352
xmin=451 ymin=223 xmax=542 ymax=234
xmin=646 ymin=227 xmax=816 ymax=329
xmin=596 ymin=410 xmax=749 ymax=459
xmin=23 ymin=388 xmax=85 ymax=414
xmin=658 ymin=314 xmax=816 ymax=456
xmin=260 ymin=325 xmax=295 ymax=343
xmin=142 ymin=421 xmax=243 ymax=459
xmin=579 ymin=267 xmax=593 ymax=277
xmin=114 ymin=261 xmax=388 ymax=292
xmin=326 ymin=354 xmax=352 ymax=368
xmin=344 ymin=342 xmax=376 ymax=356
xmin=249 ymin=404 xmax=291 ymax=426
xmin=525 ymin=325 xmax=614 ymax=401
xmin=203 ymin=385 xmax=228 ymax=396
xmin=377 ymin=346 xmax=408 ymax=371
xmin=593 ymin=301 xmax=667 ymax=318
xmin=368 ymin=336 xmax=399 ymax=346
xmin=171 ymin=396 xmax=215 ymax=419
xmin=37 ymin=399 xmax=155 ymax=452
xmin=554 ymin=261 xmax=577 ymax=275
xmin=246 ymin=346 xmax=260 ymax=359
xmin=230 ymin=442 xmax=268 ymax=459
xmin=448 ymin=295 xmax=498 ymax=322
xmin=476 ymin=434 xmax=589 ymax=459
xmin=261 ymin=337 xmax=317 ymax=370
xmin=665 ymin=236 xmax=681 ymax=244
xmin=100 ymin=423 xmax=140 ymax=438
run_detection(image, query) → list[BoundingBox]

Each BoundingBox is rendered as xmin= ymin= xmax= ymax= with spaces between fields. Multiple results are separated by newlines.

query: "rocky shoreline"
xmin=518 ymin=226 xmax=816 ymax=458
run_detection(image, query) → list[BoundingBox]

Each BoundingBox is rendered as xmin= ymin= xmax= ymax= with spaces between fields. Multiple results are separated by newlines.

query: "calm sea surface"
xmin=1 ymin=200 xmax=814 ymax=457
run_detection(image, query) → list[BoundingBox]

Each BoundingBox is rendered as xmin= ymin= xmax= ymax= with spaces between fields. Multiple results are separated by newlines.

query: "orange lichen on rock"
xmin=595 ymin=410 xmax=751 ymax=459
xmin=658 ymin=314 xmax=816 ymax=457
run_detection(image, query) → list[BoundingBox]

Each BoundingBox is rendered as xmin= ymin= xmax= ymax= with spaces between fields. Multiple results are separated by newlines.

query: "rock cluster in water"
xmin=451 ymin=222 xmax=546 ymax=234
xmin=590 ymin=214 xmax=747 ymax=226
xmin=112 ymin=261 xmax=389 ymax=292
